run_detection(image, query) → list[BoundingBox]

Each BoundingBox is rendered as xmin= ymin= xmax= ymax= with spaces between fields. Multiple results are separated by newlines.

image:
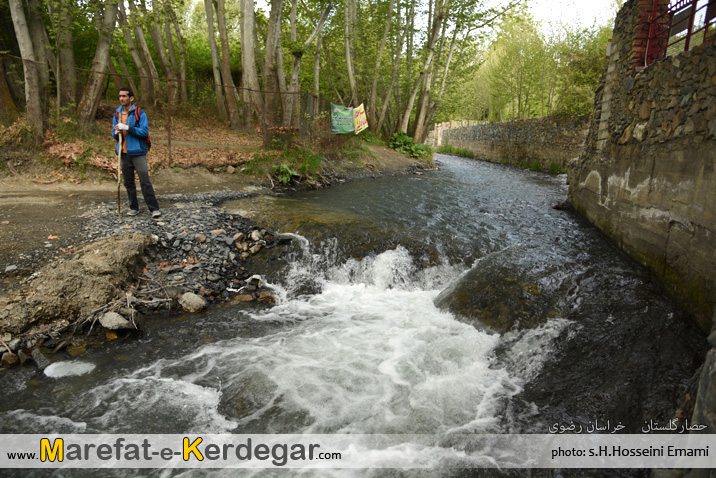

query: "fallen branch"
xmin=31 ymin=178 xmax=61 ymax=185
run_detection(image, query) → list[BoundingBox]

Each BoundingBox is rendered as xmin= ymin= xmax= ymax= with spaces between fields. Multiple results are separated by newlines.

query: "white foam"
xmin=44 ymin=361 xmax=96 ymax=378
xmin=158 ymin=246 xmax=526 ymax=435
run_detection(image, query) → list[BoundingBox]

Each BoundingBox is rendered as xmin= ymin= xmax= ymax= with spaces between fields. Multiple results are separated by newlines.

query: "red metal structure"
xmin=645 ymin=0 xmax=716 ymax=66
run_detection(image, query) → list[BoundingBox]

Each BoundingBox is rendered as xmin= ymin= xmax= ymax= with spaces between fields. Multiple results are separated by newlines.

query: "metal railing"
xmin=646 ymin=0 xmax=716 ymax=65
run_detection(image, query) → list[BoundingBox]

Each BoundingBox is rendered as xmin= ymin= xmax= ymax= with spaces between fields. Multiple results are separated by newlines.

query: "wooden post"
xmin=117 ymin=131 xmax=122 ymax=218
xmin=167 ymin=79 xmax=173 ymax=166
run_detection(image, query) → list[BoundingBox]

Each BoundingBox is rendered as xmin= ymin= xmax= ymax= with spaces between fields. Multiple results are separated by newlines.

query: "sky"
xmin=527 ymin=0 xmax=620 ymax=30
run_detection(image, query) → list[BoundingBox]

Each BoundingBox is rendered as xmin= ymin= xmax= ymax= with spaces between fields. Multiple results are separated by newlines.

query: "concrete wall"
xmin=568 ymin=0 xmax=716 ymax=330
xmin=434 ymin=116 xmax=589 ymax=171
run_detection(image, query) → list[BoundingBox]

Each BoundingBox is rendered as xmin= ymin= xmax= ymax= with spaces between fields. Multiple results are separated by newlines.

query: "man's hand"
xmin=115 ymin=123 xmax=129 ymax=133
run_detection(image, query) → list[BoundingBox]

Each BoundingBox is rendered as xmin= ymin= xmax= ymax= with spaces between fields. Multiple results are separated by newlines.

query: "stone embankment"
xmin=0 ymin=190 xmax=288 ymax=368
xmin=429 ymin=115 xmax=589 ymax=171
xmin=569 ymin=2 xmax=716 ymax=329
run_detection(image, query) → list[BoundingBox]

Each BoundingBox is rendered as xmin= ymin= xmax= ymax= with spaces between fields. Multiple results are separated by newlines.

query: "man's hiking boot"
xmin=127 ymin=209 xmax=139 ymax=216
xmin=152 ymin=210 xmax=162 ymax=218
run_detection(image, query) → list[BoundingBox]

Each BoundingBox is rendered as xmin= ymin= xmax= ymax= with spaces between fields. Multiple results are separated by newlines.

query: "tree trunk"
xmin=368 ymin=0 xmax=393 ymax=131
xmin=377 ymin=20 xmax=405 ymax=136
xmin=112 ymin=43 xmax=138 ymax=95
xmin=0 ymin=36 xmax=24 ymax=108
xmin=0 ymin=60 xmax=19 ymax=122
xmin=168 ymin=7 xmax=188 ymax=104
xmin=9 ymin=0 xmax=43 ymax=137
xmin=26 ymin=0 xmax=50 ymax=110
xmin=402 ymin=0 xmax=415 ymax=110
xmin=314 ymin=33 xmax=321 ymax=98
xmin=344 ymin=0 xmax=359 ymax=106
xmin=240 ymin=0 xmax=263 ymax=125
xmin=285 ymin=1 xmax=333 ymax=126
xmin=144 ymin=5 xmax=172 ymax=81
xmin=77 ymin=1 xmax=117 ymax=123
xmin=163 ymin=13 xmax=179 ymax=105
xmin=117 ymin=3 xmax=152 ymax=104
xmin=399 ymin=0 xmax=446 ymax=134
xmin=204 ymin=0 xmax=227 ymax=120
xmin=263 ymin=0 xmax=284 ymax=146
xmin=49 ymin=0 xmax=78 ymax=107
xmin=215 ymin=0 xmax=241 ymax=127
xmin=128 ymin=0 xmax=160 ymax=105
xmin=107 ymin=58 xmax=124 ymax=92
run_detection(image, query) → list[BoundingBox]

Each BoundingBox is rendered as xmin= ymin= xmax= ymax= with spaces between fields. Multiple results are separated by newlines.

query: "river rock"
xmin=7 ymin=338 xmax=21 ymax=351
xmin=690 ymin=349 xmax=716 ymax=445
xmin=210 ymin=229 xmax=226 ymax=236
xmin=1 ymin=351 xmax=19 ymax=367
xmin=250 ymin=230 xmax=262 ymax=241
xmin=249 ymin=244 xmax=262 ymax=254
xmin=4 ymin=265 xmax=18 ymax=273
xmin=99 ymin=311 xmax=133 ymax=330
xmin=179 ymin=292 xmax=207 ymax=312
xmin=31 ymin=349 xmax=51 ymax=370
xmin=258 ymin=291 xmax=275 ymax=305
xmin=194 ymin=234 xmax=206 ymax=243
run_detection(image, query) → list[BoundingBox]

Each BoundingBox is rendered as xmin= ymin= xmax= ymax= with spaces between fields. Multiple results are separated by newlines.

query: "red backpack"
xmin=115 ymin=106 xmax=152 ymax=151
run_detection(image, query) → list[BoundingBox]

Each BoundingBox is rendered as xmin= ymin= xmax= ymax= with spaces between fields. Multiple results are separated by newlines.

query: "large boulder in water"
xmin=434 ymin=246 xmax=565 ymax=332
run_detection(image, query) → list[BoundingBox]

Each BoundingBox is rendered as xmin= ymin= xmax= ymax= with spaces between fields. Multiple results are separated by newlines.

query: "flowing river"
xmin=0 ymin=154 xmax=707 ymax=475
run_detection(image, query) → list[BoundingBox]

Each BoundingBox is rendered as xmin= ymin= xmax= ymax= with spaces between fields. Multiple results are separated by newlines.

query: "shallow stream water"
xmin=0 ymin=155 xmax=706 ymax=475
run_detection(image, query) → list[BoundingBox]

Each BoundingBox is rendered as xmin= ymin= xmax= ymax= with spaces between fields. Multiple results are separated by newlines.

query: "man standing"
xmin=113 ymin=87 xmax=161 ymax=218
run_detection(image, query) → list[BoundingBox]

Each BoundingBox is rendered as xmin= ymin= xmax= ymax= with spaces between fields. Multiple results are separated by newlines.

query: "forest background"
xmin=1 ymin=0 xmax=617 ymax=179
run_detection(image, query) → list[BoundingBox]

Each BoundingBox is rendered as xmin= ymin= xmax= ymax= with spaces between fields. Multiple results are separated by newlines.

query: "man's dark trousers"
xmin=121 ymin=153 xmax=159 ymax=212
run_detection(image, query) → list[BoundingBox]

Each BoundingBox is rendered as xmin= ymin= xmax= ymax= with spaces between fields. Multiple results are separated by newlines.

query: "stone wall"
xmin=568 ymin=0 xmax=716 ymax=329
xmin=435 ymin=115 xmax=589 ymax=171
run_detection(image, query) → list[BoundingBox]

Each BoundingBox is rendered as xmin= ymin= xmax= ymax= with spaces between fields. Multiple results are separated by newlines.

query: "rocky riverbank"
xmin=0 ymin=190 xmax=294 ymax=368
xmin=0 ymin=147 xmax=432 ymax=369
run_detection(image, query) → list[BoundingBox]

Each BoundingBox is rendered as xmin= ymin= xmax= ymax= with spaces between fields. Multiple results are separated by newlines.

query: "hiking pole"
xmin=117 ymin=130 xmax=122 ymax=218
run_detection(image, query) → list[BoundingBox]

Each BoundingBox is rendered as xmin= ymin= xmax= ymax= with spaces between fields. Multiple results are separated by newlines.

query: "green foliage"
xmin=553 ymin=25 xmax=612 ymax=116
xmin=274 ymin=163 xmax=298 ymax=184
xmin=243 ymin=146 xmax=323 ymax=185
xmin=439 ymin=6 xmax=616 ymax=122
xmin=389 ymin=132 xmax=429 ymax=159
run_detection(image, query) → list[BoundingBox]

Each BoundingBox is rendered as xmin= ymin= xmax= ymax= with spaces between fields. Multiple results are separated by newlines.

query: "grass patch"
xmin=361 ymin=131 xmax=386 ymax=146
xmin=549 ymin=162 xmax=566 ymax=174
xmin=437 ymin=144 xmax=476 ymax=159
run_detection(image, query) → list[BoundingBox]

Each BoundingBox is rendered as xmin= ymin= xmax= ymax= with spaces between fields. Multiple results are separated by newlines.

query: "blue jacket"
xmin=112 ymin=104 xmax=149 ymax=156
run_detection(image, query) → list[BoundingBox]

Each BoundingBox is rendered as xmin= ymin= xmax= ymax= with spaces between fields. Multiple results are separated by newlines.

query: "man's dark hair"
xmin=119 ymin=87 xmax=134 ymax=98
